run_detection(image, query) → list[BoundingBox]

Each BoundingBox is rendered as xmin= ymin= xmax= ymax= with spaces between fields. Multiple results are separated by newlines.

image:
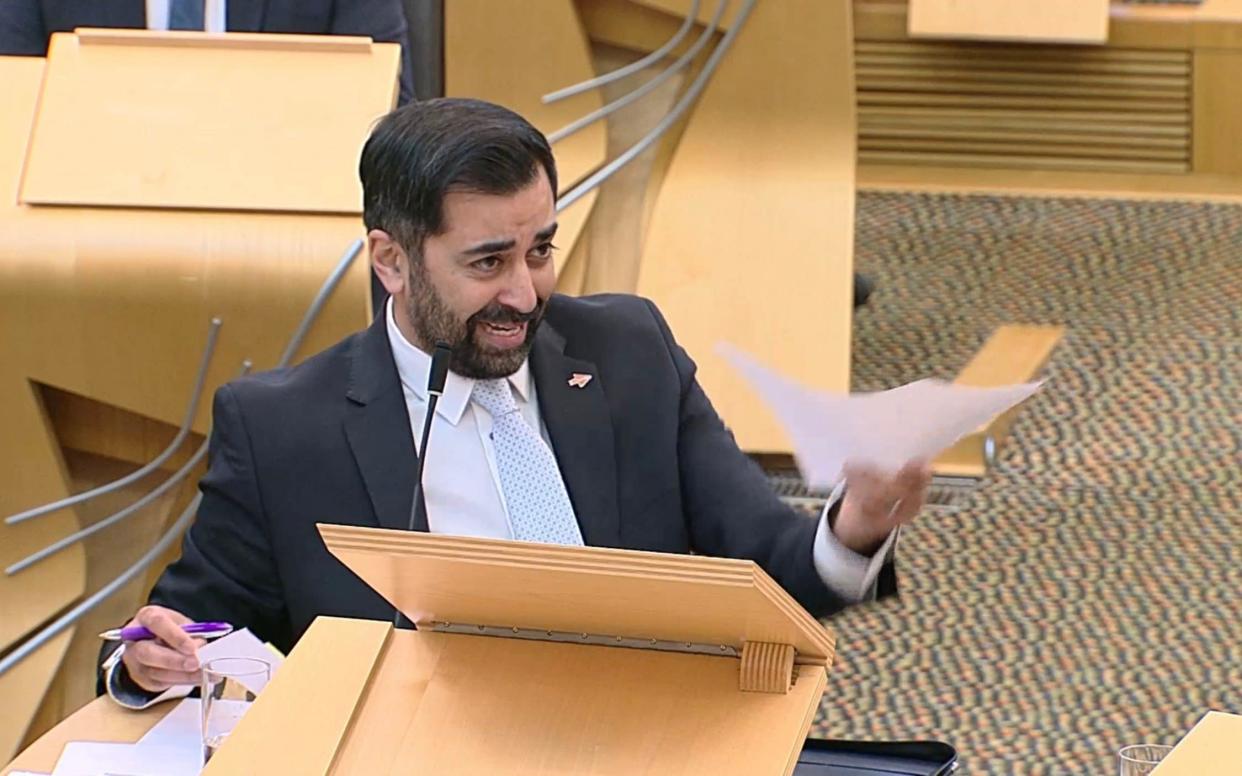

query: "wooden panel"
xmin=2 ymin=695 xmax=169 ymax=775
xmin=445 ymin=0 xmax=606 ymax=194
xmin=20 ymin=31 xmax=400 ymax=213
xmin=858 ymin=163 xmax=1242 ymax=202
xmin=934 ymin=325 xmax=1064 ymax=478
xmin=1152 ymin=712 xmax=1242 ymax=775
xmin=576 ymin=0 xmax=719 ymax=56
xmin=628 ymin=0 xmax=740 ymax=29
xmin=856 ymin=41 xmax=1191 ymax=174
xmin=202 ymin=618 xmax=391 ymax=775
xmin=1192 ymin=50 xmax=1242 ymax=176
xmin=320 ymin=526 xmax=836 ymax=665
xmin=637 ymin=0 xmax=857 ymax=452
xmin=908 ymin=0 xmax=1108 ymax=45
xmin=331 ymin=629 xmax=827 ymax=775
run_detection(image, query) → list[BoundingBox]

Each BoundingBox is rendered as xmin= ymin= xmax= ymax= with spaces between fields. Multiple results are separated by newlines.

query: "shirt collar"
xmin=385 ymin=298 xmax=533 ymax=424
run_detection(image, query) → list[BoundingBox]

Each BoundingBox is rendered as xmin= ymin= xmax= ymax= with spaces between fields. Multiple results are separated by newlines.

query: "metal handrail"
xmin=545 ymin=0 xmax=722 ymax=146
xmin=541 ymin=0 xmax=702 ymax=105
xmin=278 ymin=239 xmax=363 ymax=368
xmin=0 ymin=237 xmax=366 ymax=678
xmin=0 ymin=492 xmax=204 ymax=678
xmin=557 ymin=0 xmax=757 ymax=213
xmin=4 ymin=318 xmax=222 ymax=527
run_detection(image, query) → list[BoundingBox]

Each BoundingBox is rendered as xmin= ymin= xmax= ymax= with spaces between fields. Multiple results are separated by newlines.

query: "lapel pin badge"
xmin=568 ymin=373 xmax=593 ymax=389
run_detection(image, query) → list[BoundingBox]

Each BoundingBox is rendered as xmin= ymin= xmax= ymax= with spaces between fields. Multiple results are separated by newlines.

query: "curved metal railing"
xmin=557 ymin=0 xmax=757 ymax=213
xmin=545 ymin=0 xmax=722 ymax=146
xmin=542 ymin=0 xmax=702 ymax=105
xmin=4 ymin=319 xmax=221 ymax=527
xmin=0 ymin=238 xmax=364 ymax=678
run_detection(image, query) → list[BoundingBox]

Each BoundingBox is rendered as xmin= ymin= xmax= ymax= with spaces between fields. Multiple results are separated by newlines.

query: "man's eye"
xmin=532 ymin=242 xmax=558 ymax=259
xmin=473 ymin=256 xmax=501 ymax=271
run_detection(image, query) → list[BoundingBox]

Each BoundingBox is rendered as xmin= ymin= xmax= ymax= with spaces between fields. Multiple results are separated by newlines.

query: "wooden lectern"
xmin=202 ymin=526 xmax=837 ymax=775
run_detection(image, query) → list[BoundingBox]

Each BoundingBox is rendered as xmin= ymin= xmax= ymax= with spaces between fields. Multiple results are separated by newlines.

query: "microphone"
xmin=394 ymin=341 xmax=452 ymax=629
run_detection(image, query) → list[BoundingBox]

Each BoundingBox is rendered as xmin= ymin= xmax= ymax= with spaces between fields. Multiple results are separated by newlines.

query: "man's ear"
xmin=369 ymin=229 xmax=410 ymax=296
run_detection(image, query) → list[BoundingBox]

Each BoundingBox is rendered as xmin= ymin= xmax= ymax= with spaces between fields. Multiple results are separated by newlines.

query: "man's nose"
xmin=497 ymin=261 xmax=537 ymax=313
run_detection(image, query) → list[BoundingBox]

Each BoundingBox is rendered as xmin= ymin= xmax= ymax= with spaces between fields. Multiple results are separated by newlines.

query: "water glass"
xmin=1119 ymin=744 xmax=1173 ymax=775
xmin=201 ymin=656 xmax=271 ymax=763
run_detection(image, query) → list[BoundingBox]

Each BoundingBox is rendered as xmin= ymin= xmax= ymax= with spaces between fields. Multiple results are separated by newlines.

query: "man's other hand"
xmin=118 ymin=605 xmax=205 ymax=692
xmin=833 ymin=461 xmax=932 ymax=555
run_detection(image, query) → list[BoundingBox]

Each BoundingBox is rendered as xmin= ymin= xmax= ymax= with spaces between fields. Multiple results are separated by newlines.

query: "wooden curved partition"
xmin=636 ymin=0 xmax=858 ymax=452
xmin=0 ymin=34 xmax=390 ymax=758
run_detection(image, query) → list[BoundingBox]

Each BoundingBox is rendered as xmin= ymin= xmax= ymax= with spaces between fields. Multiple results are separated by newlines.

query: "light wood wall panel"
xmin=445 ymin=0 xmax=607 ymax=194
xmin=856 ymin=41 xmax=1192 ymax=174
xmin=637 ymin=0 xmax=856 ymax=452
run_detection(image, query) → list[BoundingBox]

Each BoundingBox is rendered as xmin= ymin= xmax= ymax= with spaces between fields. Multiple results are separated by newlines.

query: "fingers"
xmin=843 ymin=460 xmax=932 ymax=527
xmin=120 ymin=606 xmax=203 ymax=693
xmin=134 ymin=605 xmax=197 ymax=656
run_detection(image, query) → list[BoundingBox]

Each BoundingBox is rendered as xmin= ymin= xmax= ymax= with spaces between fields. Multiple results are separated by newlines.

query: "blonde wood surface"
xmin=1192 ymin=50 xmax=1242 ymax=176
xmin=637 ymin=0 xmax=857 ymax=453
xmin=933 ymin=325 xmax=1064 ymax=478
xmin=1151 ymin=711 xmax=1242 ymax=775
xmin=20 ymin=31 xmax=400 ymax=213
xmin=855 ymin=1 xmax=1242 ymax=186
xmin=202 ymin=618 xmax=391 ymax=776
xmin=2 ymin=695 xmax=169 ymax=775
xmin=859 ymin=162 xmax=1242 ymax=203
xmin=330 ymin=628 xmax=827 ymax=775
xmin=1 ymin=30 xmax=385 ymax=756
xmin=577 ymin=0 xmax=719 ymax=56
xmin=581 ymin=44 xmax=690 ymax=295
xmin=554 ymin=187 xmax=598 ymax=277
xmin=320 ymin=526 xmax=836 ymax=665
xmin=908 ymin=0 xmax=1109 ymax=44
xmin=445 ymin=0 xmax=606 ymax=194
xmin=628 ymin=0 xmax=739 ymax=29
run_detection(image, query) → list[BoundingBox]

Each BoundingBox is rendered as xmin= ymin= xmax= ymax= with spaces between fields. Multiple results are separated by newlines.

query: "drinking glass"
xmin=201 ymin=656 xmax=271 ymax=763
xmin=1118 ymin=744 xmax=1173 ymax=775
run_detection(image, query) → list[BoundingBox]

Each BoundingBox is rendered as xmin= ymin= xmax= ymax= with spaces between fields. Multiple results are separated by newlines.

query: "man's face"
xmin=398 ymin=169 xmax=558 ymax=379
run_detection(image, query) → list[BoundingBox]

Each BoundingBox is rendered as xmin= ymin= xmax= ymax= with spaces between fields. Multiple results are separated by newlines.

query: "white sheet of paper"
xmin=194 ymin=627 xmax=283 ymax=695
xmin=50 ymin=741 xmax=200 ymax=776
xmin=136 ymin=698 xmax=201 ymax=753
xmin=717 ymin=342 xmax=1042 ymax=487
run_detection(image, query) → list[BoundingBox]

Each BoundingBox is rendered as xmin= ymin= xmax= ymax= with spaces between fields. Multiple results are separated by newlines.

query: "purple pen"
xmin=98 ymin=621 xmax=234 ymax=642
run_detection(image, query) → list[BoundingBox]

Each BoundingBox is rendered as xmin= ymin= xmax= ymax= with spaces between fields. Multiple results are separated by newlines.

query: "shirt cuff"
xmin=103 ymin=645 xmax=194 ymax=710
xmin=811 ymin=482 xmax=898 ymax=603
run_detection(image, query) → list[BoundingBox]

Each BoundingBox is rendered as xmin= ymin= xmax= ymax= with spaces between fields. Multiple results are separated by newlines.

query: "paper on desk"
xmin=718 ymin=342 xmax=1042 ymax=488
xmin=50 ymin=741 xmax=200 ymax=776
xmin=136 ymin=698 xmax=201 ymax=753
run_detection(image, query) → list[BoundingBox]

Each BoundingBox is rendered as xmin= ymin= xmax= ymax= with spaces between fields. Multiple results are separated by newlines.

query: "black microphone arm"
xmin=394 ymin=342 xmax=453 ymax=629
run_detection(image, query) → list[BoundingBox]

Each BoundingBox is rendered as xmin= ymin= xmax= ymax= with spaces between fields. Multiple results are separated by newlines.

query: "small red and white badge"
xmin=567 ymin=373 xmax=593 ymax=389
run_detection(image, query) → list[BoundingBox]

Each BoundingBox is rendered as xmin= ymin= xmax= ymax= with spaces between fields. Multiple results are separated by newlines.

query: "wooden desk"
xmin=2 ymin=696 xmax=169 ymax=775
xmin=908 ymin=0 xmax=1110 ymax=44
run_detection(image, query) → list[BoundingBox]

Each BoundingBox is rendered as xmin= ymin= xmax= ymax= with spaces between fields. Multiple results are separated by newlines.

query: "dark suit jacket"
xmin=105 ymin=295 xmax=895 ymax=686
xmin=0 ymin=0 xmax=413 ymax=103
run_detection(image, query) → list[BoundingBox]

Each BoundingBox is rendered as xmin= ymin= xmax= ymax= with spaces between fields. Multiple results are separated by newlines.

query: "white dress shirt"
xmin=145 ymin=0 xmax=227 ymax=32
xmin=107 ymin=299 xmax=893 ymax=709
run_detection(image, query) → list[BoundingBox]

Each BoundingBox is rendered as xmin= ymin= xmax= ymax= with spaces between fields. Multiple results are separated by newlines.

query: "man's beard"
xmin=403 ymin=260 xmax=545 ymax=379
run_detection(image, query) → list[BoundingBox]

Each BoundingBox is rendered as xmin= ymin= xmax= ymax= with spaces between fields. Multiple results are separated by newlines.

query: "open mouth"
xmin=477 ymin=320 xmax=528 ymax=349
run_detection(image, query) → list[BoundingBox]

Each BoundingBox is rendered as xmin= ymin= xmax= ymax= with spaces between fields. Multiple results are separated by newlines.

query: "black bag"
xmin=794 ymin=738 xmax=959 ymax=775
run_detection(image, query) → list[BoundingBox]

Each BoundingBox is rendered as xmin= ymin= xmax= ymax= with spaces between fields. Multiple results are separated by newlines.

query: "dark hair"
xmin=359 ymin=97 xmax=558 ymax=254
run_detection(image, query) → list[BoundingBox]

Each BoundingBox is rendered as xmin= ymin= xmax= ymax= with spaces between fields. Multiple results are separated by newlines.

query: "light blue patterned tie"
xmin=169 ymin=0 xmax=205 ymax=30
xmin=472 ymin=379 xmax=584 ymax=545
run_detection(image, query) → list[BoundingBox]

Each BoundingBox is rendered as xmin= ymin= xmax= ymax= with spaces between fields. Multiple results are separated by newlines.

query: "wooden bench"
xmin=933 ymin=324 xmax=1066 ymax=478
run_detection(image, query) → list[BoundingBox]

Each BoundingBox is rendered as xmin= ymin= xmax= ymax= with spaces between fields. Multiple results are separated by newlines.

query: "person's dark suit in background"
xmin=0 ymin=0 xmax=414 ymax=103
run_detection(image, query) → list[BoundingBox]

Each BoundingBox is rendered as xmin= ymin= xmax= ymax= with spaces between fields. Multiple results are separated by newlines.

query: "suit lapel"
xmin=531 ymin=322 xmax=621 ymax=547
xmin=226 ymin=0 xmax=267 ymax=31
xmin=342 ymin=315 xmax=426 ymax=533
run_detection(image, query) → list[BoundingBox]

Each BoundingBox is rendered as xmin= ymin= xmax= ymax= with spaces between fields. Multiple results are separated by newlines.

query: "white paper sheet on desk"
xmin=50 ymin=741 xmax=200 ymax=776
xmin=717 ymin=342 xmax=1043 ymax=488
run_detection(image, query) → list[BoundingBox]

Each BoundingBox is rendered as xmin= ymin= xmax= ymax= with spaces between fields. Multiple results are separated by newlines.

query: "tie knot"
xmin=472 ymin=378 xmax=519 ymax=418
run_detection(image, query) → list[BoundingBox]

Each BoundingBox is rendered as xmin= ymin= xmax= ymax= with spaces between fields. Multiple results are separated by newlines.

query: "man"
xmin=101 ymin=98 xmax=930 ymax=706
xmin=0 ymin=0 xmax=413 ymax=103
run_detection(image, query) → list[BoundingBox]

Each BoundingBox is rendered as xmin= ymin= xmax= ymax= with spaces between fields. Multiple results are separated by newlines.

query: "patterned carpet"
xmin=808 ymin=193 xmax=1242 ymax=773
